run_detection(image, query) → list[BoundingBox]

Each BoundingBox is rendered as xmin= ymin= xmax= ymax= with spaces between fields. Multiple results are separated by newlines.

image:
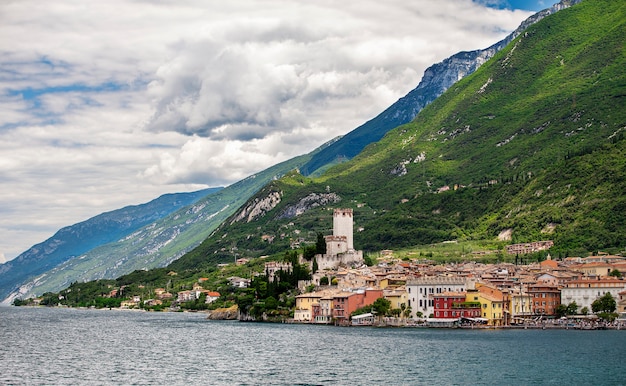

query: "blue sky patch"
xmin=474 ymin=0 xmax=548 ymax=11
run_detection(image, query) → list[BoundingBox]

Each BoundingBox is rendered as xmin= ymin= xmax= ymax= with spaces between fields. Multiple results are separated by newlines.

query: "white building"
xmin=406 ymin=276 xmax=470 ymax=318
xmin=560 ymin=278 xmax=626 ymax=312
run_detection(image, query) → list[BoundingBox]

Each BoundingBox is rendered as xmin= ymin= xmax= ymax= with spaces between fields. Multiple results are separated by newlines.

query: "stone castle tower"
xmin=332 ymin=208 xmax=353 ymax=250
xmin=313 ymin=208 xmax=363 ymax=271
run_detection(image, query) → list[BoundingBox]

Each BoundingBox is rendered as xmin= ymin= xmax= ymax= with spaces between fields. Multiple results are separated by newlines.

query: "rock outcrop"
xmin=207 ymin=305 xmax=239 ymax=320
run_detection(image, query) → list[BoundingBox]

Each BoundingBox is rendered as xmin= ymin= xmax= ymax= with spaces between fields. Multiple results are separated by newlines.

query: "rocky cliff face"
xmin=230 ymin=191 xmax=283 ymax=224
xmin=207 ymin=305 xmax=239 ymax=320
xmin=276 ymin=193 xmax=341 ymax=220
xmin=300 ymin=0 xmax=583 ymax=176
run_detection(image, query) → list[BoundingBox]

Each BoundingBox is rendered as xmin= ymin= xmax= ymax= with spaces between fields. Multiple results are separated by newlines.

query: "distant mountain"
xmin=170 ymin=0 xmax=625 ymax=271
xmin=300 ymin=0 xmax=583 ymax=176
xmin=4 ymin=152 xmax=314 ymax=302
xmin=0 ymin=188 xmax=218 ymax=300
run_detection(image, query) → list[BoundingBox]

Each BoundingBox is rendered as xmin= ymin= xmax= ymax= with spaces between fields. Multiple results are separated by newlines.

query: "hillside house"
xmin=505 ymin=240 xmax=553 ymax=255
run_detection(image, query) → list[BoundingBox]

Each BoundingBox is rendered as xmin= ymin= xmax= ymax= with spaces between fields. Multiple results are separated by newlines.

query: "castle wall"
xmin=316 ymin=250 xmax=364 ymax=271
xmin=325 ymin=235 xmax=348 ymax=255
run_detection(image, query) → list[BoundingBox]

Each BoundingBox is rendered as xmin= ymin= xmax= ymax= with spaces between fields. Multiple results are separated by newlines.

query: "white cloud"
xmin=0 ymin=0 xmax=533 ymax=260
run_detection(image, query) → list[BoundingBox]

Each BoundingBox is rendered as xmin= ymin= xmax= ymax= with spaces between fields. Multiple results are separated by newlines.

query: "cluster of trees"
xmin=236 ymin=250 xmax=312 ymax=320
xmin=350 ymin=298 xmax=412 ymax=321
xmin=556 ymin=293 xmax=618 ymax=321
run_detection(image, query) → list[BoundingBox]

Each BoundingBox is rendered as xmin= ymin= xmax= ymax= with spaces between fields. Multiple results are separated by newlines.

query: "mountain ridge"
xmin=0 ymin=188 xmax=218 ymax=301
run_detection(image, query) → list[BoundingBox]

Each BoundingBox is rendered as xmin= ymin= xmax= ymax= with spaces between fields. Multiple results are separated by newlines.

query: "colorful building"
xmin=467 ymin=284 xmax=506 ymax=326
xmin=433 ymin=291 xmax=481 ymax=319
xmin=406 ymin=276 xmax=469 ymax=318
xmin=527 ymin=283 xmax=560 ymax=316
xmin=332 ymin=289 xmax=383 ymax=325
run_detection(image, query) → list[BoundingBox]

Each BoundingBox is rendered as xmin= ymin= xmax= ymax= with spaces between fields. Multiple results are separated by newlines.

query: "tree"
xmin=372 ymin=297 xmax=391 ymax=318
xmin=556 ymin=304 xmax=568 ymax=318
xmin=591 ymin=293 xmax=616 ymax=314
xmin=566 ymin=301 xmax=578 ymax=315
xmin=364 ymin=254 xmax=376 ymax=267
xmin=581 ymin=306 xmax=589 ymax=315
xmin=264 ymin=296 xmax=278 ymax=310
xmin=312 ymin=258 xmax=319 ymax=274
xmin=609 ymin=269 xmax=622 ymax=278
xmin=319 ymin=276 xmax=329 ymax=286
xmin=316 ymin=232 xmax=326 ymax=255
xmin=303 ymin=245 xmax=317 ymax=261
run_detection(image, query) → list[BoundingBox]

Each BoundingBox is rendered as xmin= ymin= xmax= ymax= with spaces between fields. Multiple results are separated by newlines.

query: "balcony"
xmin=452 ymin=302 xmax=481 ymax=309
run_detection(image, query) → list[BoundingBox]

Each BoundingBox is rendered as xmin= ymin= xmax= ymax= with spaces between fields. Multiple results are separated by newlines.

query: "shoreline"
xmin=9 ymin=305 xmax=626 ymax=330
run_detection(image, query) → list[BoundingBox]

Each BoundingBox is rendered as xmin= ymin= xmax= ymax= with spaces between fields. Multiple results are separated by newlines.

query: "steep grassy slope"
xmin=299 ymin=0 xmax=583 ymax=177
xmin=324 ymin=0 xmax=626 ymax=255
xmin=169 ymin=0 xmax=625 ymax=271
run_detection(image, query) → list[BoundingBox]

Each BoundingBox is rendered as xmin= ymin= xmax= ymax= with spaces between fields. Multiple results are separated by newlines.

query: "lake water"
xmin=1 ymin=307 xmax=624 ymax=385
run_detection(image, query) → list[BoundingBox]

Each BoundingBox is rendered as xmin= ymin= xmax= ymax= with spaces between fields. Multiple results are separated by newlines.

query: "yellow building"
xmin=383 ymin=286 xmax=408 ymax=311
xmin=294 ymin=292 xmax=322 ymax=322
xmin=572 ymin=262 xmax=615 ymax=277
xmin=467 ymin=284 xmax=507 ymax=326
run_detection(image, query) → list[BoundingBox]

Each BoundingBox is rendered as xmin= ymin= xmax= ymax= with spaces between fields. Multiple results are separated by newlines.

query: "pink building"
xmin=332 ymin=289 xmax=383 ymax=325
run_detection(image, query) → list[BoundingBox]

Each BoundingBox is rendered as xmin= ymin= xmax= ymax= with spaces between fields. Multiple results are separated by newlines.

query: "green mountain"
xmin=172 ymin=0 xmax=626 ymax=271
xmin=8 ymin=151 xmax=313 ymax=301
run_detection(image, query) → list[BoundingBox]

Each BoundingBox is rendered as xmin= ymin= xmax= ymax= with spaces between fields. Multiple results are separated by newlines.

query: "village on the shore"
xmin=22 ymin=208 xmax=626 ymax=329
xmin=265 ymin=209 xmax=626 ymax=329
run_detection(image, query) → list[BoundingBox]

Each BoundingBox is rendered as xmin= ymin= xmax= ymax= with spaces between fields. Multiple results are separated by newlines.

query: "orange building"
xmin=527 ymin=283 xmax=560 ymax=316
xmin=332 ymin=289 xmax=383 ymax=325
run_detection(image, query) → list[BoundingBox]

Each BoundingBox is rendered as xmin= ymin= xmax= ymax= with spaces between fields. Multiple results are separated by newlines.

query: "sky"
xmin=0 ymin=0 xmax=546 ymax=262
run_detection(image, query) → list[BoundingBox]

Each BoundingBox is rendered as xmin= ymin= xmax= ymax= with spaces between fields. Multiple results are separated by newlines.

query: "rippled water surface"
xmin=1 ymin=307 xmax=625 ymax=385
